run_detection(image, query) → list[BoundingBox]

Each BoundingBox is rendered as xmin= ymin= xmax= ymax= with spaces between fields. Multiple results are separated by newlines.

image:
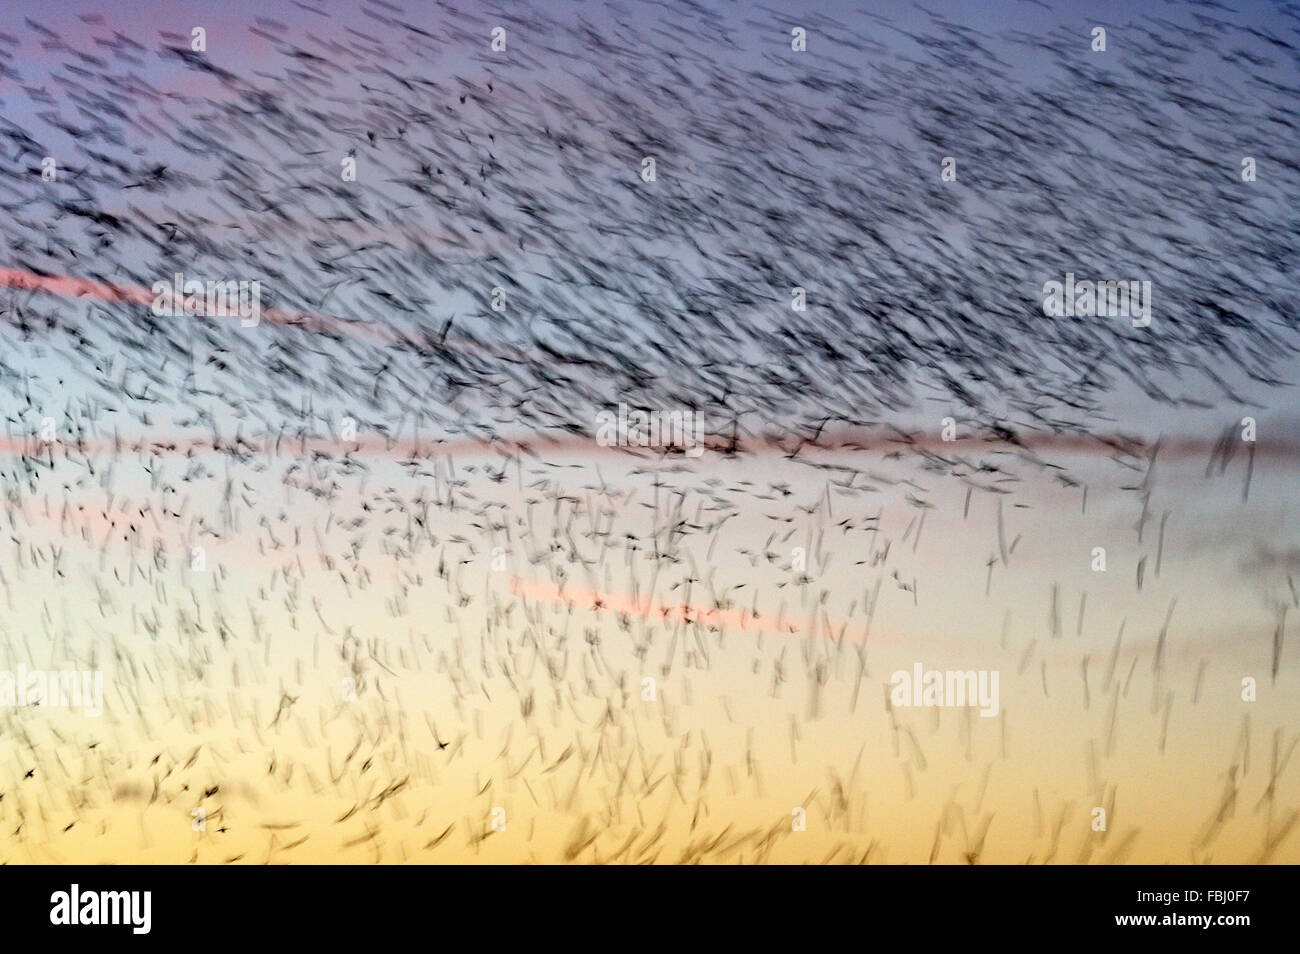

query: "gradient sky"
xmin=0 ymin=0 xmax=1296 ymax=864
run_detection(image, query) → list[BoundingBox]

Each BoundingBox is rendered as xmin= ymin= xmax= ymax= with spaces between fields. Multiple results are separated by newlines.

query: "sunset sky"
xmin=0 ymin=0 xmax=1296 ymax=864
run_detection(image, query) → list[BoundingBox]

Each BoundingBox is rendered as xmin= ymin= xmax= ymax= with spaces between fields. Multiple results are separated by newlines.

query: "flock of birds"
xmin=0 ymin=0 xmax=1295 ymax=863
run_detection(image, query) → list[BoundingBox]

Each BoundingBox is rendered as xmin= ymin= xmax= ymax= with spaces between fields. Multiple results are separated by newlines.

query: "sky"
xmin=0 ymin=0 xmax=1296 ymax=864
